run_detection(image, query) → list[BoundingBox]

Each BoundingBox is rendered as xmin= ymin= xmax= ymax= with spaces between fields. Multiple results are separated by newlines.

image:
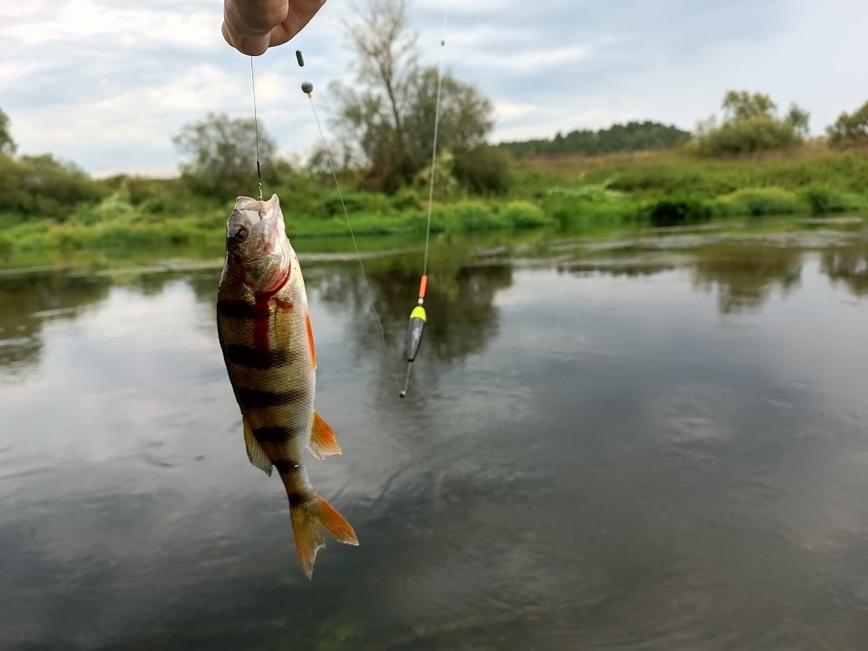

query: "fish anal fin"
xmin=307 ymin=412 xmax=342 ymax=459
xmin=305 ymin=312 xmax=317 ymax=370
xmin=289 ymin=492 xmax=359 ymax=580
xmin=244 ymin=418 xmax=273 ymax=476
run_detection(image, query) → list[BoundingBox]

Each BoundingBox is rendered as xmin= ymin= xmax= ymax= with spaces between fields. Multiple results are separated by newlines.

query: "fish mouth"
xmin=248 ymin=197 xmax=283 ymax=256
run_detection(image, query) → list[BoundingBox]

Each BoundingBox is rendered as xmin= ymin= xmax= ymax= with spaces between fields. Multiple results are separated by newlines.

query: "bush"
xmin=390 ymin=188 xmax=422 ymax=211
xmin=797 ymin=184 xmax=863 ymax=215
xmin=0 ymin=153 xmax=104 ymax=220
xmin=452 ymin=145 xmax=511 ymax=195
xmin=540 ymin=184 xmax=638 ymax=227
xmin=644 ymin=197 xmax=714 ymax=226
xmin=693 ymin=90 xmax=808 ymax=156
xmin=827 ymin=100 xmax=868 ymax=149
xmin=440 ymin=201 xmax=503 ymax=232
xmin=695 ymin=115 xmax=800 ymax=156
xmin=500 ymin=200 xmax=555 ymax=228
xmin=720 ymin=188 xmax=806 ymax=216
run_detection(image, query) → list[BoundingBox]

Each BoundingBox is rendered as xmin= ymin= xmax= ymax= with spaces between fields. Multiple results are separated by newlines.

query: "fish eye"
xmin=230 ymin=226 xmax=248 ymax=243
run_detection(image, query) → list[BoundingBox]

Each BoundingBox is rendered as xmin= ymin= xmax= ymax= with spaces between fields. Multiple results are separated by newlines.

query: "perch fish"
xmin=216 ymin=193 xmax=358 ymax=579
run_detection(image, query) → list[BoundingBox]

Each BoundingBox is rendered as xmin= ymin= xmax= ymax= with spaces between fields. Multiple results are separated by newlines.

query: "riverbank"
xmin=2 ymin=145 xmax=867 ymax=266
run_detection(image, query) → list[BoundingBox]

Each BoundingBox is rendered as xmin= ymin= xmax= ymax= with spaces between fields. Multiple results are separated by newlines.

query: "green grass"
xmin=2 ymin=143 xmax=868 ymax=265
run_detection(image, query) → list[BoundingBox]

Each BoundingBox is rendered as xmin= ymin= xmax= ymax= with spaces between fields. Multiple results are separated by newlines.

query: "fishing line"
xmin=422 ymin=3 xmax=449 ymax=279
xmin=250 ymin=57 xmax=263 ymax=199
xmin=295 ymin=50 xmax=403 ymax=394
xmin=398 ymin=1 xmax=450 ymax=398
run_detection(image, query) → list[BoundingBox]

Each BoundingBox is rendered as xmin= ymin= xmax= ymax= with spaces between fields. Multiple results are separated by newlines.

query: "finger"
xmin=272 ymin=0 xmax=327 ymax=45
xmin=222 ymin=20 xmax=271 ymax=56
xmin=224 ymin=0 xmax=289 ymax=35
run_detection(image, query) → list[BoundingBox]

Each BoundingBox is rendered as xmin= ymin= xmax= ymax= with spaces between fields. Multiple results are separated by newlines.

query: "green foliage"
xmin=335 ymin=67 xmax=495 ymax=193
xmin=0 ymin=153 xmax=103 ymax=219
xmin=797 ymin=184 xmax=864 ymax=215
xmin=606 ymin=164 xmax=725 ymax=197
xmin=0 ymin=107 xmax=15 ymax=155
xmin=644 ymin=197 xmax=714 ymax=226
xmin=694 ymin=90 xmax=810 ymax=156
xmin=411 ymin=150 xmax=462 ymax=199
xmin=539 ymin=184 xmax=638 ymax=228
xmin=827 ymin=100 xmax=868 ymax=148
xmin=719 ymin=188 xmax=806 ymax=216
xmin=721 ymin=90 xmax=778 ymax=120
xmin=173 ymin=112 xmax=277 ymax=197
xmin=0 ymin=234 xmax=13 ymax=261
xmin=452 ymin=144 xmax=511 ymax=195
xmin=334 ymin=0 xmax=496 ymax=192
xmin=499 ymin=201 xmax=555 ymax=228
xmin=429 ymin=200 xmax=556 ymax=234
xmin=404 ymin=69 xmax=493 ymax=165
xmin=390 ymin=187 xmax=422 ymax=211
xmin=499 ymin=121 xmax=691 ymax=158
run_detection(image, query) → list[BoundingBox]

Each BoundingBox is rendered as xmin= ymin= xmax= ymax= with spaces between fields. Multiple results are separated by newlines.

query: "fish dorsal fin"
xmin=307 ymin=412 xmax=342 ymax=459
xmin=244 ymin=418 xmax=273 ymax=476
xmin=305 ymin=312 xmax=317 ymax=370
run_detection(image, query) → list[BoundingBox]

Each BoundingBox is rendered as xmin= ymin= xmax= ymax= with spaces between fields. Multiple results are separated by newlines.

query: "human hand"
xmin=222 ymin=0 xmax=327 ymax=56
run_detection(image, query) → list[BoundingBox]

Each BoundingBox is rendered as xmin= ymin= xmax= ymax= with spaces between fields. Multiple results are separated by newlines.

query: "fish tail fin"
xmin=289 ymin=492 xmax=359 ymax=579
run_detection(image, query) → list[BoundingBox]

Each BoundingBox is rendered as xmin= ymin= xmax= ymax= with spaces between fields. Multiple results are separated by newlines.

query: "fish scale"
xmin=216 ymin=194 xmax=358 ymax=579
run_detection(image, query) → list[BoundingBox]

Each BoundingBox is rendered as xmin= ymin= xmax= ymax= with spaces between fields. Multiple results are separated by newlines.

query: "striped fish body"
xmin=217 ymin=194 xmax=357 ymax=579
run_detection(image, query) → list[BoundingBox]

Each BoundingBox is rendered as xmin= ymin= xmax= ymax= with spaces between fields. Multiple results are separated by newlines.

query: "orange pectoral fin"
xmin=305 ymin=312 xmax=317 ymax=370
xmin=308 ymin=412 xmax=342 ymax=459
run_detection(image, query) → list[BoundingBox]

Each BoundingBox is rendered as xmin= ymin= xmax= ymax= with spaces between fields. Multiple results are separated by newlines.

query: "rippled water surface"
xmin=2 ymin=228 xmax=868 ymax=650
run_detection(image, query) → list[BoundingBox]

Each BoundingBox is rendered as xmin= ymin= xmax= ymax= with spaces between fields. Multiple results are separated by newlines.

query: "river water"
xmin=1 ymin=225 xmax=868 ymax=650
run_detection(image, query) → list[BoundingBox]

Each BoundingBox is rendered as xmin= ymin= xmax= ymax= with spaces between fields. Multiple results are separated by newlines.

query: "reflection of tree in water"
xmin=559 ymin=261 xmax=675 ymax=278
xmin=316 ymin=253 xmax=513 ymax=363
xmin=821 ymin=249 xmax=868 ymax=297
xmin=0 ymin=271 xmax=111 ymax=376
xmin=182 ymin=268 xmax=224 ymax=305
xmin=692 ymin=247 xmax=803 ymax=315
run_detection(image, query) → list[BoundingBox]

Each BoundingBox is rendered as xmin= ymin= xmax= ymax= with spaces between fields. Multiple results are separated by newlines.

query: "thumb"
xmin=222 ymin=21 xmax=272 ymax=56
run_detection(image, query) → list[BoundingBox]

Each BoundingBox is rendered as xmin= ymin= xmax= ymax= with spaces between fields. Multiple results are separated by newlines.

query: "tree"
xmin=826 ymin=100 xmax=868 ymax=148
xmin=172 ymin=112 xmax=276 ymax=197
xmin=0 ymin=107 xmax=16 ymax=155
xmin=334 ymin=0 xmax=498 ymax=192
xmin=694 ymin=90 xmax=810 ymax=156
xmin=0 ymin=154 xmax=101 ymax=220
xmin=721 ymin=91 xmax=777 ymax=121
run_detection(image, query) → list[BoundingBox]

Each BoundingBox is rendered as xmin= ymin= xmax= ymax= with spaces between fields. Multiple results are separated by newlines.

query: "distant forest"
xmin=498 ymin=121 xmax=691 ymax=158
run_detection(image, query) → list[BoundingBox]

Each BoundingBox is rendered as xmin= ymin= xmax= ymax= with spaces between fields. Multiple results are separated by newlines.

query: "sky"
xmin=2 ymin=0 xmax=867 ymax=177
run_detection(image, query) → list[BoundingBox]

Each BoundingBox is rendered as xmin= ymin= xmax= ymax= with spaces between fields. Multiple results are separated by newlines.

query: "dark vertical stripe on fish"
xmin=225 ymin=344 xmax=296 ymax=370
xmin=254 ymin=425 xmax=306 ymax=444
xmin=285 ymin=489 xmax=308 ymax=506
xmin=217 ymin=299 xmax=270 ymax=321
xmin=235 ymin=387 xmax=308 ymax=409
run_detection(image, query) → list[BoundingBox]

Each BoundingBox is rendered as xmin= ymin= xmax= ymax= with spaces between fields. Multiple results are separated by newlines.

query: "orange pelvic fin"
xmin=305 ymin=312 xmax=317 ymax=370
xmin=289 ymin=492 xmax=359 ymax=579
xmin=308 ymin=412 xmax=342 ymax=459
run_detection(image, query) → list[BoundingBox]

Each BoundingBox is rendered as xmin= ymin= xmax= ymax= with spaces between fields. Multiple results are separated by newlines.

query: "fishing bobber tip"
xmin=301 ymin=81 xmax=314 ymax=95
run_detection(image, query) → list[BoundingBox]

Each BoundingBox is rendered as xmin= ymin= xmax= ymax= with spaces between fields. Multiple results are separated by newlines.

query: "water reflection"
xmin=822 ymin=249 xmax=868 ymax=296
xmin=2 ymin=233 xmax=868 ymax=650
xmin=692 ymin=247 xmax=803 ymax=314
xmin=0 ymin=271 xmax=111 ymax=378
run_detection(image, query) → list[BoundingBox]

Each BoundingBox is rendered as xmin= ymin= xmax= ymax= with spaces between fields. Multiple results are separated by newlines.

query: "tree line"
xmin=498 ymin=121 xmax=692 ymax=158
